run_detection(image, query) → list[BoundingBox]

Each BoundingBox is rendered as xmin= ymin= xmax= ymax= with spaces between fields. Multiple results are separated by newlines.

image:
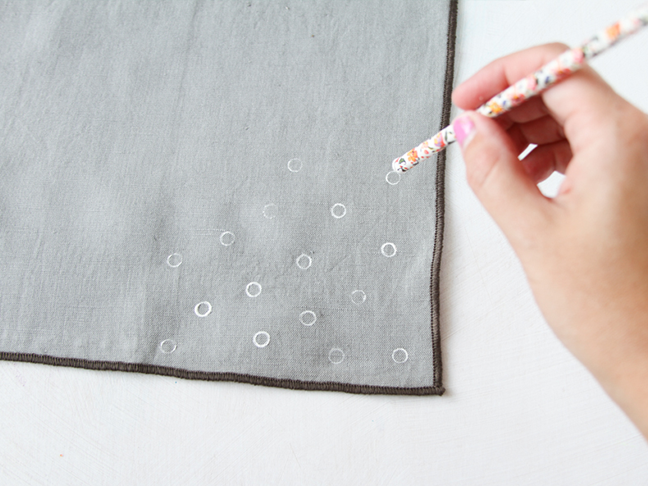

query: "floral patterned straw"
xmin=392 ymin=3 xmax=648 ymax=173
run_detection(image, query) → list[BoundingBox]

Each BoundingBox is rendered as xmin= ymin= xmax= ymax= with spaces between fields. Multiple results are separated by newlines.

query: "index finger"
xmin=452 ymin=43 xmax=570 ymax=110
xmin=452 ymin=42 xmax=620 ymax=153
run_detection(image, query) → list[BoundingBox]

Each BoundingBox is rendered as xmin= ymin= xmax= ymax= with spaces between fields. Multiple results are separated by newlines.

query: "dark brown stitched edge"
xmin=0 ymin=0 xmax=459 ymax=396
xmin=430 ymin=0 xmax=459 ymax=392
xmin=0 ymin=352 xmax=445 ymax=396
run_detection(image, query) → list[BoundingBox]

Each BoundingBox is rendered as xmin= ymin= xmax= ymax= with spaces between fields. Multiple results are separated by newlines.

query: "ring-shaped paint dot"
xmin=253 ymin=331 xmax=270 ymax=348
xmin=381 ymin=242 xmax=397 ymax=258
xmin=328 ymin=348 xmax=345 ymax=364
xmin=330 ymin=203 xmax=347 ymax=219
xmin=245 ymin=281 xmax=262 ymax=298
xmin=392 ymin=348 xmax=409 ymax=364
xmin=386 ymin=171 xmax=401 ymax=185
xmin=160 ymin=339 xmax=177 ymax=354
xmin=299 ymin=310 xmax=317 ymax=326
xmin=351 ymin=290 xmax=367 ymax=305
xmin=166 ymin=253 xmax=182 ymax=268
xmin=194 ymin=301 xmax=213 ymax=317
xmin=287 ymin=158 xmax=303 ymax=173
xmin=263 ymin=203 xmax=278 ymax=219
xmin=219 ymin=231 xmax=235 ymax=246
xmin=296 ymin=253 xmax=312 ymax=270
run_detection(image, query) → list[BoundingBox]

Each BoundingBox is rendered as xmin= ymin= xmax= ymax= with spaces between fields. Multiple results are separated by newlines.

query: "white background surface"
xmin=2 ymin=1 xmax=648 ymax=484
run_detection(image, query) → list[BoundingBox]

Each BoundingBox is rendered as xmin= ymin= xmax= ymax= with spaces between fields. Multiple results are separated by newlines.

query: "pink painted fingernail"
xmin=453 ymin=115 xmax=476 ymax=148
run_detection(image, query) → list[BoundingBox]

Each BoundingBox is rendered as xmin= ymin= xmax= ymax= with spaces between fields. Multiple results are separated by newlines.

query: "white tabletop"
xmin=2 ymin=1 xmax=647 ymax=484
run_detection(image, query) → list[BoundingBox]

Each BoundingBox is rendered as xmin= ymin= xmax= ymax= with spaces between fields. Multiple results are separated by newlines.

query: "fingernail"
xmin=453 ymin=115 xmax=476 ymax=149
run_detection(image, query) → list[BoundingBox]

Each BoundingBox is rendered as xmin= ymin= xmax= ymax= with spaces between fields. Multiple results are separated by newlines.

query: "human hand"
xmin=451 ymin=43 xmax=648 ymax=437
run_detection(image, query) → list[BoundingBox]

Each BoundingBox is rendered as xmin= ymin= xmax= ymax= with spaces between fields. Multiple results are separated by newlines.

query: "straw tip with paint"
xmin=392 ymin=157 xmax=408 ymax=173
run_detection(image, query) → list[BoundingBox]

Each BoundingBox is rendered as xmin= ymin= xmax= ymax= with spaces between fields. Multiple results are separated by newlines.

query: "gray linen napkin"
xmin=0 ymin=0 xmax=457 ymax=394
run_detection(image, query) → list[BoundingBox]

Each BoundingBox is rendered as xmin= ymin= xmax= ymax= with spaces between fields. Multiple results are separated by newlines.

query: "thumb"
xmin=452 ymin=112 xmax=551 ymax=245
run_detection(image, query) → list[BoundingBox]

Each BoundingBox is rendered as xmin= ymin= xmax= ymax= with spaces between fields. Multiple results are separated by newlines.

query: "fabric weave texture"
xmin=0 ymin=0 xmax=458 ymax=394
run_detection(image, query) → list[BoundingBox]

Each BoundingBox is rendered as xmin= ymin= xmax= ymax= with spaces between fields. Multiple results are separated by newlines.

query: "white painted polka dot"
xmin=296 ymin=253 xmax=312 ymax=270
xmin=381 ymin=242 xmax=397 ymax=257
xmin=351 ymin=290 xmax=366 ymax=305
xmin=194 ymin=301 xmax=212 ymax=317
xmin=166 ymin=253 xmax=182 ymax=268
xmin=392 ymin=348 xmax=409 ymax=364
xmin=245 ymin=281 xmax=262 ymax=298
xmin=253 ymin=331 xmax=270 ymax=348
xmin=330 ymin=203 xmax=347 ymax=219
xmin=386 ymin=171 xmax=401 ymax=185
xmin=328 ymin=348 xmax=345 ymax=364
xmin=160 ymin=339 xmax=177 ymax=354
xmin=287 ymin=158 xmax=303 ymax=172
xmin=263 ymin=203 xmax=278 ymax=219
xmin=299 ymin=310 xmax=317 ymax=326
xmin=220 ymin=231 xmax=235 ymax=246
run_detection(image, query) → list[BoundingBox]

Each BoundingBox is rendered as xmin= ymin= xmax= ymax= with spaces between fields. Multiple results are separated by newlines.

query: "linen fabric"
xmin=0 ymin=0 xmax=457 ymax=394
